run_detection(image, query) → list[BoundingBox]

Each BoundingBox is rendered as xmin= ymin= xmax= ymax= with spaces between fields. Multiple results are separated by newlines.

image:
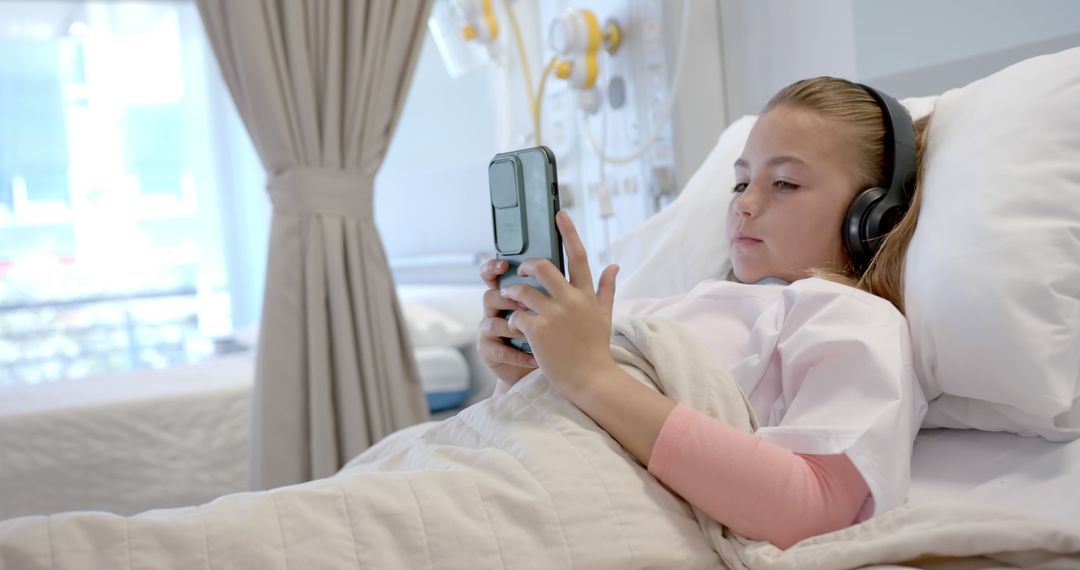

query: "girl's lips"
xmin=733 ymin=237 xmax=763 ymax=245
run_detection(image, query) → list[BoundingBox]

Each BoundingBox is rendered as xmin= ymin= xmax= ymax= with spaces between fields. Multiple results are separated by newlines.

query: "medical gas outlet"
xmin=549 ymin=8 xmax=622 ymax=90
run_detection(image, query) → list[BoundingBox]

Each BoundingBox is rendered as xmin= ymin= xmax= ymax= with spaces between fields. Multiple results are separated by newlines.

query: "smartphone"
xmin=488 ymin=145 xmax=565 ymax=354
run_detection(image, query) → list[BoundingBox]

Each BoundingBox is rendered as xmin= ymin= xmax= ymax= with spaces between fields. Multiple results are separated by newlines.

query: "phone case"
xmin=488 ymin=145 xmax=564 ymax=353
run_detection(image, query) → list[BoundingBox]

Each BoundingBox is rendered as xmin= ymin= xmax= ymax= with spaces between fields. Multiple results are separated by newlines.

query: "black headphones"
xmin=842 ymin=84 xmax=918 ymax=272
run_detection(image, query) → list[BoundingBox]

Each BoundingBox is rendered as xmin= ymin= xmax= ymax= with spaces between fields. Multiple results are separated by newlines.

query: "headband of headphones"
xmin=842 ymin=84 xmax=918 ymax=271
xmin=858 ymin=84 xmax=918 ymax=202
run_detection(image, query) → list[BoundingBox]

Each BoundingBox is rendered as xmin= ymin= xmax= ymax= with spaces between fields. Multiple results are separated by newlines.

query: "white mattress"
xmin=910 ymin=428 xmax=1080 ymax=528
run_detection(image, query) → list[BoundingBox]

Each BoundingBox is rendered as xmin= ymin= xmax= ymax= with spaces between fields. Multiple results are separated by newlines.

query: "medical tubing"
xmin=533 ymin=58 xmax=557 ymax=145
xmin=502 ymin=0 xmax=540 ymax=137
xmin=581 ymin=0 xmax=691 ymax=164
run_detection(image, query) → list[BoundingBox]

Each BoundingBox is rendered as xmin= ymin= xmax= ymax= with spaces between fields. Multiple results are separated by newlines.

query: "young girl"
xmin=478 ymin=77 xmax=931 ymax=549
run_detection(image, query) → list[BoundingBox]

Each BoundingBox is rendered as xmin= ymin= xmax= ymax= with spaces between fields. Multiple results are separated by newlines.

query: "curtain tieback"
xmin=267 ymin=166 xmax=374 ymax=219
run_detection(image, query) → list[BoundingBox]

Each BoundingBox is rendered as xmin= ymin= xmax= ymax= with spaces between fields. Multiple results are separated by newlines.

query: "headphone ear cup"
xmin=843 ymin=187 xmax=887 ymax=270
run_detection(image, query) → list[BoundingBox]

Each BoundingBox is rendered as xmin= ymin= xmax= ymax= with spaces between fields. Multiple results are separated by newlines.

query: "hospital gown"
xmin=615 ymin=277 xmax=928 ymax=526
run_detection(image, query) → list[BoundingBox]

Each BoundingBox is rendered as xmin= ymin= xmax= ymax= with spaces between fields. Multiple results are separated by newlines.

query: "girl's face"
xmin=727 ymin=105 xmax=864 ymax=283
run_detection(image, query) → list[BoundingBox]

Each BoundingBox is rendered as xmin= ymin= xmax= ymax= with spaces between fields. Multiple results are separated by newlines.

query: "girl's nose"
xmin=732 ymin=184 xmax=763 ymax=218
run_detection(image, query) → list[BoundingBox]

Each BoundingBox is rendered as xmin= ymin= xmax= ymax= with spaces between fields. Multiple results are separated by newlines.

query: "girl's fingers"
xmin=506 ymin=309 xmax=536 ymax=336
xmin=483 ymin=288 xmax=529 ymax=318
xmin=480 ymin=258 xmax=510 ymax=289
xmin=478 ymin=337 xmax=537 ymax=368
xmin=480 ymin=316 xmax=524 ymax=339
xmin=555 ymin=211 xmax=593 ymax=293
xmin=515 ymin=259 xmax=568 ymax=302
xmin=501 ymin=283 xmax=553 ymax=314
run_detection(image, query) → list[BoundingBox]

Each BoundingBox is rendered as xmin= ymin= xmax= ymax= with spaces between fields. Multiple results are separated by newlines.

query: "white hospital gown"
xmin=613 ymin=277 xmax=928 ymax=520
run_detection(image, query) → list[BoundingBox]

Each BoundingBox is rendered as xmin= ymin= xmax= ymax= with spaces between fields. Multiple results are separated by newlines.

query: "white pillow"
xmin=401 ymin=300 xmax=473 ymax=348
xmin=905 ymin=46 xmax=1080 ymax=440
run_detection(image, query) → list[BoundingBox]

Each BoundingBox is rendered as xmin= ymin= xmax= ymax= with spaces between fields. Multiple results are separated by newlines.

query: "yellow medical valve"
xmin=459 ymin=0 xmax=498 ymax=43
xmin=548 ymin=8 xmax=622 ymax=91
xmin=553 ymin=53 xmax=599 ymax=90
xmin=549 ymin=8 xmax=622 ymax=56
xmin=554 ymin=59 xmax=572 ymax=79
xmin=604 ymin=19 xmax=621 ymax=54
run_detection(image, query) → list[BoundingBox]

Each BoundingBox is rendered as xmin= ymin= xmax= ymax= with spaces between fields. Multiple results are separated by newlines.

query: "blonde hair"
xmin=732 ymin=76 xmax=932 ymax=314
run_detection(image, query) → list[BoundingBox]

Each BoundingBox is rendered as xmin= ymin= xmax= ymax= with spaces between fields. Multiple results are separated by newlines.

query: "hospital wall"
xmin=719 ymin=0 xmax=1080 ymax=117
xmin=853 ymin=0 xmax=1080 ymax=97
xmin=373 ymin=34 xmax=501 ymax=268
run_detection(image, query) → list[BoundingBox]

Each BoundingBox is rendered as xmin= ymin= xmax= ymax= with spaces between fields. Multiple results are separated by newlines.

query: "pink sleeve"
xmin=647 ymin=404 xmax=870 ymax=549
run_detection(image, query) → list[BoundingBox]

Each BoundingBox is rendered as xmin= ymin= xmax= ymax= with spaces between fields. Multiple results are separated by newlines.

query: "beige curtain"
xmin=196 ymin=0 xmax=432 ymax=489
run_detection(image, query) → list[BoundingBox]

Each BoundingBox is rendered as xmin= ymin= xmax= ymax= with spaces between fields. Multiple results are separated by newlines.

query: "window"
xmin=0 ymin=2 xmax=266 ymax=387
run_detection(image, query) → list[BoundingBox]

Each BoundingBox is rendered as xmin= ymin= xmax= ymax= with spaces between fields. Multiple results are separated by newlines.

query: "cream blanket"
xmin=1 ymin=316 xmax=1078 ymax=569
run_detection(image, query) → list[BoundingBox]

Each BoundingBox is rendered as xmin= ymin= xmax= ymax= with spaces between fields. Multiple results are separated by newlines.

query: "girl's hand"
xmin=477 ymin=258 xmax=538 ymax=386
xmin=501 ymin=211 xmax=620 ymax=397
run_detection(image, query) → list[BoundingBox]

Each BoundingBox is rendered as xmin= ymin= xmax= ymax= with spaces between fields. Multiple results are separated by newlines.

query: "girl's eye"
xmin=732 ymin=182 xmax=748 ymax=194
xmin=774 ymin=180 xmax=799 ymax=192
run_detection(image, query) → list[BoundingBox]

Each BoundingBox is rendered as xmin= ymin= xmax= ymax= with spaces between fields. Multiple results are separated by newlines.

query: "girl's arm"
xmin=565 ymin=364 xmax=868 ymax=549
xmin=647 ymin=403 xmax=870 ymax=549
xmin=492 ymin=353 xmax=869 ymax=549
xmin=560 ymin=359 xmax=676 ymax=465
xmin=500 ymin=212 xmax=868 ymax=548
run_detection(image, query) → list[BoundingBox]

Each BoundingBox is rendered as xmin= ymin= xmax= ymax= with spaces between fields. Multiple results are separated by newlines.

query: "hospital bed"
xmin=406 ymin=282 xmax=1080 ymax=536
